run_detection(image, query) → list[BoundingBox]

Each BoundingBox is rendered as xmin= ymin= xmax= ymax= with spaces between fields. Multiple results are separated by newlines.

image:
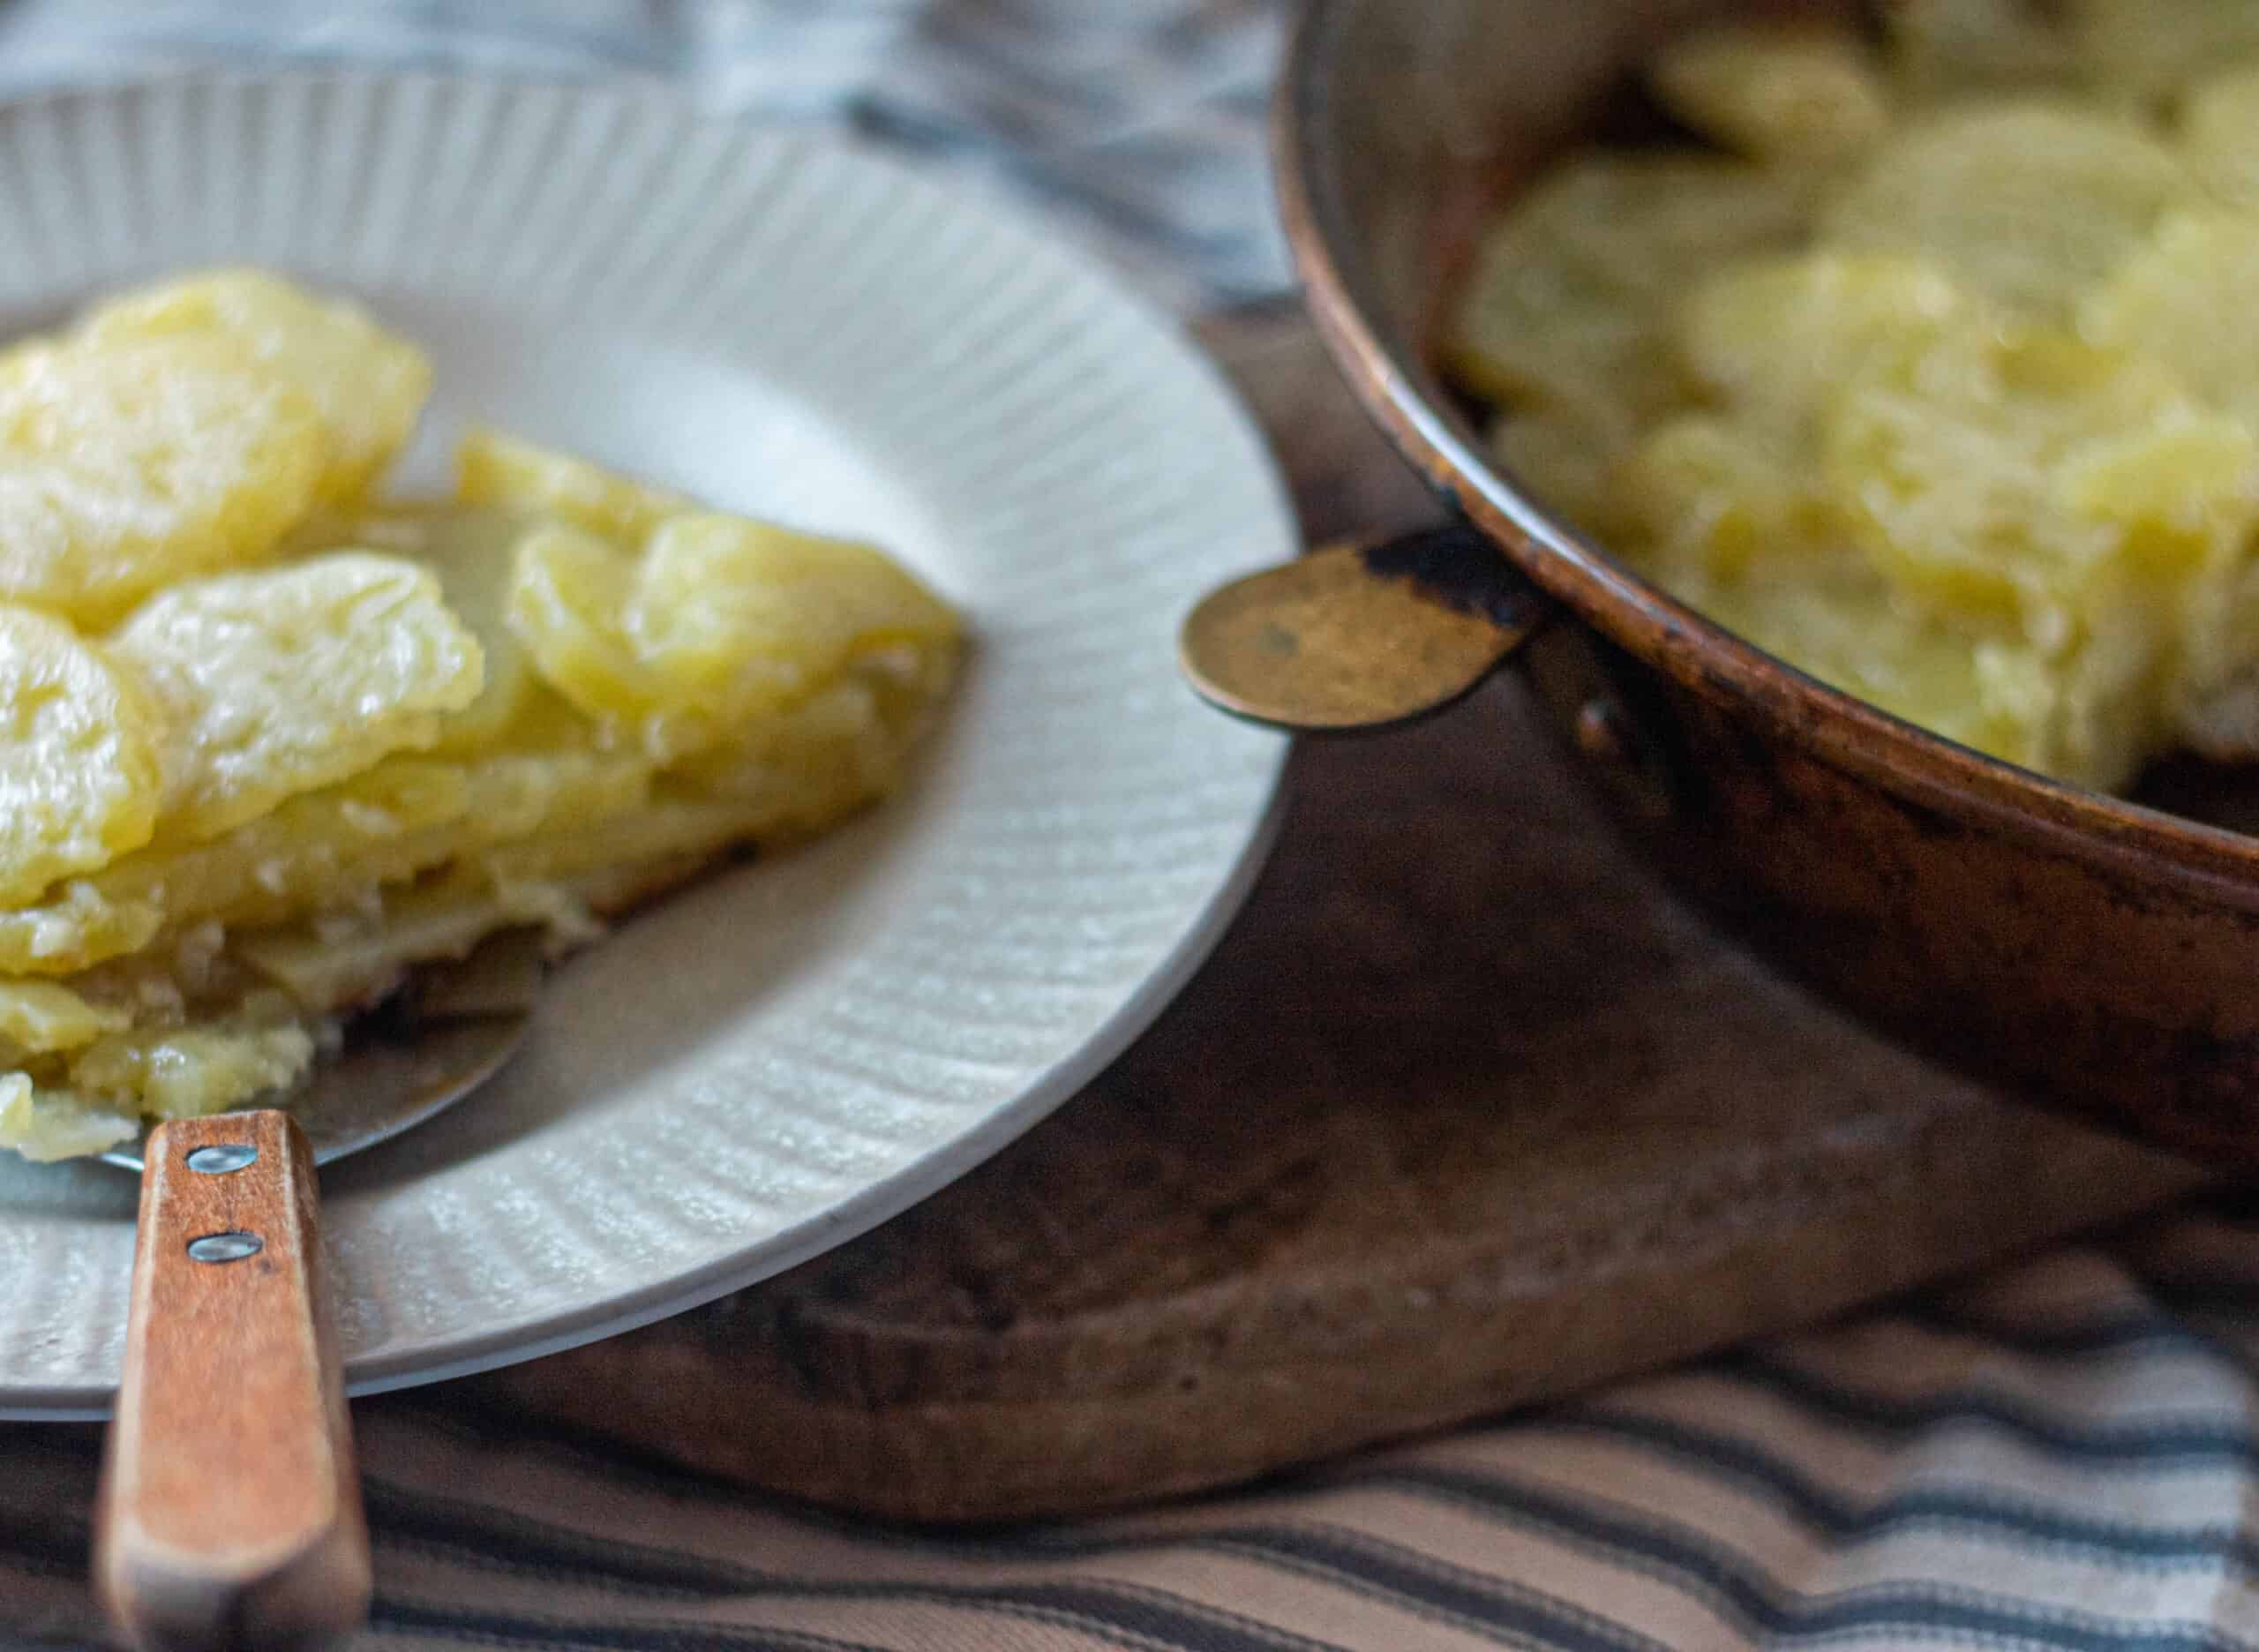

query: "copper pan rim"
xmin=1272 ymin=0 xmax=2259 ymax=898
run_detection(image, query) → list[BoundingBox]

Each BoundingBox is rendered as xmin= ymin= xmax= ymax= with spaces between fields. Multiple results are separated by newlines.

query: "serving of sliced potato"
xmin=0 ymin=270 xmax=963 ymax=1160
xmin=1449 ymin=5 xmax=2259 ymax=794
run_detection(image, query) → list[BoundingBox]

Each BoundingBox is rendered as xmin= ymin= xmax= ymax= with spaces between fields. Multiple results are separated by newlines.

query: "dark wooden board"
xmin=454 ymin=307 xmax=2209 ymax=1523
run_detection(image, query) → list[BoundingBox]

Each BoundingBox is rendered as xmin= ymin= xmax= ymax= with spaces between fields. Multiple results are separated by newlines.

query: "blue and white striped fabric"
xmin=5 ymin=1204 xmax=2259 ymax=1648
xmin=0 ymin=0 xmax=1291 ymax=312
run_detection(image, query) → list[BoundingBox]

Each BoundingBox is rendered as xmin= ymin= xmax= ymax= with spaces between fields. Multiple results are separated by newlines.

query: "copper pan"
xmin=1208 ymin=0 xmax=2259 ymax=1165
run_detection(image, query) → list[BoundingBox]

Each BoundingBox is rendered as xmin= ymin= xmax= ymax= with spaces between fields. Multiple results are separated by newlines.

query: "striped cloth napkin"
xmin=4 ymin=1202 xmax=2257 ymax=1648
xmin=1 ymin=5 xmax=2255 ymax=1649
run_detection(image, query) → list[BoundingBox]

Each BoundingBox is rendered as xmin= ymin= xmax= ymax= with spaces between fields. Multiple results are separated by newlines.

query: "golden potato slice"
xmin=398 ymin=509 xmax=549 ymax=754
xmin=80 ymin=268 xmax=431 ymax=503
xmin=109 ymin=552 xmax=484 ymax=842
xmin=0 ymin=741 xmax=652 ymax=980
xmin=0 ymin=762 xmax=467 ymax=978
xmin=1822 ymin=319 xmax=2250 ymax=644
xmin=244 ymin=785 xmax=789 ymax=1016
xmin=2083 ymin=210 xmax=2259 ymax=428
xmin=479 ymin=794 xmax=769 ymax=890
xmin=1693 ymin=570 xmax=1986 ymax=738
xmin=69 ymin=1009 xmax=314 ymax=1119
xmin=1446 ymin=155 xmax=1809 ymax=433
xmin=2054 ymin=415 xmax=2259 ymax=550
xmin=0 ymin=334 xmax=326 ymax=624
xmin=83 ymin=760 xmax=471 ymax=940
xmin=1678 ymin=251 xmax=1971 ymax=435
xmin=2181 ymin=64 xmax=2259 ymax=207
xmin=665 ymin=664 xmax=950 ymax=846
xmin=635 ymin=514 xmax=957 ymax=717
xmin=456 ymin=428 xmax=692 ymax=546
xmin=0 ymin=979 xmax=124 ymax=1056
xmin=199 ymin=750 xmax=646 ymax=933
xmin=1665 ymin=553 xmax=2156 ymax=789
xmin=508 ymin=512 xmax=959 ymax=759
xmin=1821 ymin=102 xmax=2191 ymax=319
xmin=1640 ymin=259 xmax=1973 ymax=585
xmin=2055 ymin=414 xmax=2259 ymax=725
xmin=1881 ymin=0 xmax=2080 ymax=103
xmin=0 ymin=1073 xmax=135 ymax=1161
xmin=0 ymin=883 xmax=160 ymax=980
xmin=0 ymin=605 xmax=164 ymax=905
xmin=302 ymin=505 xmax=553 ymax=755
xmin=236 ymin=875 xmax=542 ymax=1015
xmin=1647 ymin=21 xmax=1892 ymax=164
xmin=504 ymin=522 xmax=656 ymax=730
xmin=1617 ymin=417 xmax=1849 ymax=583
xmin=1820 ymin=328 xmax=2129 ymax=623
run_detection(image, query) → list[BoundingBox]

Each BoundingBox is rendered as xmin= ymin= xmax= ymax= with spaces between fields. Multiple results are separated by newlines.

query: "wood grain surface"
xmin=455 ymin=305 xmax=2210 ymax=1523
xmin=96 ymin=1112 xmax=369 ymax=1651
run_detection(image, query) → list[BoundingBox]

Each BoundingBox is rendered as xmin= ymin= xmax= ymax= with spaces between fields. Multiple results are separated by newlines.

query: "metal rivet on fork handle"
xmin=185 ymin=1233 xmax=264 ymax=1265
xmin=184 ymin=1144 xmax=258 ymax=1175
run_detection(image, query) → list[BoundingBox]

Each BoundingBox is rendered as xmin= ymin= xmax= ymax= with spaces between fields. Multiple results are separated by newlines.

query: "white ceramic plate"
xmin=0 ymin=71 xmax=1291 ymax=1415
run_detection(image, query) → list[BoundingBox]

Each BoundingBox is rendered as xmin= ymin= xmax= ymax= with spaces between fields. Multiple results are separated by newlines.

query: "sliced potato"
xmin=634 ymin=514 xmax=957 ymax=722
xmin=304 ymin=505 xmax=556 ymax=755
xmin=1618 ymin=416 xmax=1848 ymax=583
xmin=1822 ymin=102 xmax=2191 ymax=320
xmin=109 ymin=553 xmax=484 ymax=841
xmin=504 ymin=522 xmax=658 ymax=739
xmin=1446 ymin=154 xmax=1810 ymax=432
xmin=1820 ymin=320 xmax=2204 ymax=626
xmin=2082 ymin=210 xmax=2259 ymax=428
xmin=1678 ymin=251 xmax=1971 ymax=436
xmin=456 ymin=428 xmax=692 ymax=546
xmin=0 ymin=980 xmax=126 ymax=1057
xmin=68 ymin=1008 xmax=314 ymax=1120
xmin=507 ymin=507 xmax=959 ymax=761
xmin=1648 ymin=20 xmax=1892 ymax=164
xmin=0 ymin=1073 xmax=135 ymax=1160
xmin=0 ymin=334 xmax=326 ymax=624
xmin=81 ymin=267 xmax=431 ymax=503
xmin=0 ymin=605 xmax=164 ymax=905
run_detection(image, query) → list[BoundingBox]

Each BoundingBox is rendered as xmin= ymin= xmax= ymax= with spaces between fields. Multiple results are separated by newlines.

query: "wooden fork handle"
xmin=95 ymin=1110 xmax=371 ymax=1651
